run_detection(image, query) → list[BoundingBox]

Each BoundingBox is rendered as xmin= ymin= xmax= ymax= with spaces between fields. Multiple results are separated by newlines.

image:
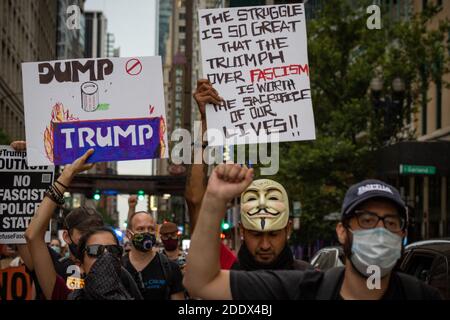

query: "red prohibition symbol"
xmin=125 ymin=58 xmax=142 ymax=76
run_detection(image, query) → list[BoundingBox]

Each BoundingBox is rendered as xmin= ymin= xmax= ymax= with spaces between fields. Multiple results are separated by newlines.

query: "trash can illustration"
xmin=81 ymin=82 xmax=99 ymax=112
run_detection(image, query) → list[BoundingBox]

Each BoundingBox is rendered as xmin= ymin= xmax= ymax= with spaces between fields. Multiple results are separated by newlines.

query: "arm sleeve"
xmin=230 ymin=269 xmax=323 ymax=300
xmin=51 ymin=275 xmax=71 ymax=300
xmin=169 ymin=261 xmax=185 ymax=294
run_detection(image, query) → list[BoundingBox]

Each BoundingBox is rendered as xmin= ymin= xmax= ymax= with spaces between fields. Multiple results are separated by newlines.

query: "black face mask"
xmin=81 ymin=252 xmax=132 ymax=300
xmin=131 ymin=232 xmax=156 ymax=252
xmin=67 ymin=233 xmax=79 ymax=258
xmin=236 ymin=242 xmax=294 ymax=271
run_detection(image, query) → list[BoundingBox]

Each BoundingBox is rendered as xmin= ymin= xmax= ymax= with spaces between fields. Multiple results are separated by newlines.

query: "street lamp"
xmin=370 ymin=76 xmax=407 ymax=143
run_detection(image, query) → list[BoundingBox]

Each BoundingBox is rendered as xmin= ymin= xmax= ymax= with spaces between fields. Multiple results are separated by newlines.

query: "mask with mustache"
xmin=240 ymin=179 xmax=289 ymax=232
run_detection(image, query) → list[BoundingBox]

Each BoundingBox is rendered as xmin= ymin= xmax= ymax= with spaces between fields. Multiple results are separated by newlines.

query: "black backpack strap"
xmin=396 ymin=272 xmax=424 ymax=300
xmin=315 ymin=267 xmax=345 ymax=300
xmin=158 ymin=253 xmax=173 ymax=299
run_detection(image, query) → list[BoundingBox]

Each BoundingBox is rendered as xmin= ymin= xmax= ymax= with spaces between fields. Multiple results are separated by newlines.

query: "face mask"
xmin=350 ymin=227 xmax=402 ymax=278
xmin=131 ymin=232 xmax=156 ymax=252
xmin=240 ymin=179 xmax=289 ymax=232
xmin=51 ymin=246 xmax=61 ymax=254
xmin=82 ymin=252 xmax=132 ymax=300
xmin=68 ymin=242 xmax=78 ymax=257
xmin=162 ymin=238 xmax=178 ymax=251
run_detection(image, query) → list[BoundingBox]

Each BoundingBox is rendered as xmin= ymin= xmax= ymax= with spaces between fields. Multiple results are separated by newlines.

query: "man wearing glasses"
xmin=184 ymin=164 xmax=442 ymax=300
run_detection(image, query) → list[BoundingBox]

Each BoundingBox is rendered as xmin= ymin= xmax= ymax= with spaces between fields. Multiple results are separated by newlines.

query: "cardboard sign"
xmin=0 ymin=265 xmax=33 ymax=300
xmin=199 ymin=4 xmax=316 ymax=145
xmin=0 ymin=146 xmax=52 ymax=244
xmin=21 ymin=56 xmax=168 ymax=166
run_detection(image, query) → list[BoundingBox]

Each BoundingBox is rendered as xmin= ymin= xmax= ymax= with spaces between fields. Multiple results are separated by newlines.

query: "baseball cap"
xmin=159 ymin=222 xmax=178 ymax=234
xmin=341 ymin=179 xmax=407 ymax=220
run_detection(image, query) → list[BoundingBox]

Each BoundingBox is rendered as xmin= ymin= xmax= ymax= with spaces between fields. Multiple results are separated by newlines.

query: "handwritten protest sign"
xmin=21 ymin=56 xmax=167 ymax=166
xmin=0 ymin=146 xmax=52 ymax=244
xmin=0 ymin=265 xmax=34 ymax=300
xmin=198 ymin=4 xmax=316 ymax=145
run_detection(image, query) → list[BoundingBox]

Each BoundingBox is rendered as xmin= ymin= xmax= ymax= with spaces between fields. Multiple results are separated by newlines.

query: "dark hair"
xmin=64 ymin=206 xmax=104 ymax=235
xmin=127 ymin=211 xmax=154 ymax=230
xmin=76 ymin=226 xmax=119 ymax=261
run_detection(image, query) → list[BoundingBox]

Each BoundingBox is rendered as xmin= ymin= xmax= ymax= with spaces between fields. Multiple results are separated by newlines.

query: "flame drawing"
xmin=44 ymin=103 xmax=79 ymax=162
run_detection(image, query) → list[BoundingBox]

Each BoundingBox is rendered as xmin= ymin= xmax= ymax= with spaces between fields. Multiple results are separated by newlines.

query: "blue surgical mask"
xmin=350 ymin=227 xmax=402 ymax=278
xmin=51 ymin=245 xmax=61 ymax=254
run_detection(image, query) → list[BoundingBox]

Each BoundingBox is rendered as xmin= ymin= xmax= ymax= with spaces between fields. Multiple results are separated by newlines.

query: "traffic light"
xmin=221 ymin=220 xmax=230 ymax=231
xmin=137 ymin=190 xmax=145 ymax=201
xmin=220 ymin=233 xmax=226 ymax=240
xmin=93 ymin=190 xmax=101 ymax=201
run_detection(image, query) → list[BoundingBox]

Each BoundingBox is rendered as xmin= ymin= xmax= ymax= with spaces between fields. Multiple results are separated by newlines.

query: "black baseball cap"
xmin=341 ymin=179 xmax=407 ymax=220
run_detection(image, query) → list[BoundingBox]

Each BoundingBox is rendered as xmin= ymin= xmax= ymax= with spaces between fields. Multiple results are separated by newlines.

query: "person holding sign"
xmin=184 ymin=165 xmax=442 ymax=300
xmin=186 ymin=80 xmax=310 ymax=271
xmin=24 ymin=149 xmax=138 ymax=300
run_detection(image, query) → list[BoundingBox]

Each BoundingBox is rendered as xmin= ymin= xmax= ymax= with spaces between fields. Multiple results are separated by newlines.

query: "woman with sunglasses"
xmin=25 ymin=149 xmax=135 ymax=300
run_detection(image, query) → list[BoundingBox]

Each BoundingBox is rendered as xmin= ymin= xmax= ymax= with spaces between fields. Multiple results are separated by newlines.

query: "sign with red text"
xmin=199 ymin=4 xmax=316 ymax=145
xmin=21 ymin=56 xmax=168 ymax=166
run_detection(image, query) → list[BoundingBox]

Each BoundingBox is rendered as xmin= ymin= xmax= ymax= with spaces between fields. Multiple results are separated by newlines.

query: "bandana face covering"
xmin=82 ymin=252 xmax=132 ymax=300
xmin=240 ymin=179 xmax=289 ymax=232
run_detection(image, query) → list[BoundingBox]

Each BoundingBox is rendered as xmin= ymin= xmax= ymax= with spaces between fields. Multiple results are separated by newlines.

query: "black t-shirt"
xmin=123 ymin=252 xmax=184 ymax=300
xmin=230 ymin=269 xmax=443 ymax=300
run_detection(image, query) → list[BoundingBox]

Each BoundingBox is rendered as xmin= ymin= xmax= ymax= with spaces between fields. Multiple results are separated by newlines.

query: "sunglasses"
xmin=83 ymin=244 xmax=123 ymax=259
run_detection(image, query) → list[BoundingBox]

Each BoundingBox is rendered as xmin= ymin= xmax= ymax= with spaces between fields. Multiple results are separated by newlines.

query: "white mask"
xmin=350 ymin=227 xmax=402 ymax=278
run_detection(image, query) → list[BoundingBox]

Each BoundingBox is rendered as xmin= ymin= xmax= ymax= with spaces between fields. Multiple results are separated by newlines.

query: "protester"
xmin=186 ymin=80 xmax=310 ymax=271
xmin=49 ymin=237 xmax=62 ymax=257
xmin=184 ymin=164 xmax=442 ymax=300
xmin=123 ymin=209 xmax=185 ymax=300
xmin=10 ymin=141 xmax=142 ymax=300
xmin=23 ymin=149 xmax=144 ymax=300
xmin=185 ymin=79 xmax=237 ymax=270
xmin=159 ymin=221 xmax=187 ymax=272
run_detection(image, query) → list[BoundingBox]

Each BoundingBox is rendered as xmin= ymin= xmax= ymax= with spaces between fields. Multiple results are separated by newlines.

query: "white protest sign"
xmin=21 ymin=56 xmax=168 ymax=166
xmin=199 ymin=4 xmax=316 ymax=146
xmin=0 ymin=146 xmax=52 ymax=244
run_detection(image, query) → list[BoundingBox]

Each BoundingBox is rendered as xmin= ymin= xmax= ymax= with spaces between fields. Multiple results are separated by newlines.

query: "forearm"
xmin=127 ymin=206 xmax=135 ymax=224
xmin=185 ymin=119 xmax=208 ymax=232
xmin=16 ymin=244 xmax=34 ymax=271
xmin=25 ymin=171 xmax=72 ymax=240
xmin=184 ymin=191 xmax=226 ymax=296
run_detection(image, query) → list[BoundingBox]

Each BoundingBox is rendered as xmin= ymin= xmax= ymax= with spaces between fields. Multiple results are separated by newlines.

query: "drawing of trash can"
xmin=81 ymin=82 xmax=99 ymax=112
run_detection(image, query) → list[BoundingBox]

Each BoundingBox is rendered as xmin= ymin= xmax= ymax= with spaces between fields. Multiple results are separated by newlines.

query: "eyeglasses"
xmin=353 ymin=210 xmax=406 ymax=232
xmin=160 ymin=233 xmax=178 ymax=240
xmin=84 ymin=244 xmax=123 ymax=259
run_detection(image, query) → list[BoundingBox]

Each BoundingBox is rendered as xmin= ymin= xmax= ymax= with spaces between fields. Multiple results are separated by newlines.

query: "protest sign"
xmin=21 ymin=56 xmax=168 ymax=166
xmin=0 ymin=146 xmax=52 ymax=244
xmin=0 ymin=265 xmax=33 ymax=300
xmin=198 ymin=4 xmax=316 ymax=146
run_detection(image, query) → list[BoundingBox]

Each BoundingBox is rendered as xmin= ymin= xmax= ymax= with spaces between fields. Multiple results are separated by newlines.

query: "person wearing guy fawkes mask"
xmin=182 ymin=164 xmax=443 ymax=300
xmin=232 ymin=179 xmax=311 ymax=271
xmin=123 ymin=211 xmax=185 ymax=300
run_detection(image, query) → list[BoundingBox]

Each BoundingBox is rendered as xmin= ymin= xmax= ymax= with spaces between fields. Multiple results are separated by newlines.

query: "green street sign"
xmin=400 ymin=164 xmax=436 ymax=175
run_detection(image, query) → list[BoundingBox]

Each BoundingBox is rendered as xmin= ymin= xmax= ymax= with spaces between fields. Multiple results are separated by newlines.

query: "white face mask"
xmin=350 ymin=227 xmax=402 ymax=278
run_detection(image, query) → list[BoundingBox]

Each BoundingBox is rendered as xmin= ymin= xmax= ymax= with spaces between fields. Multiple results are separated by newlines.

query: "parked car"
xmin=310 ymin=246 xmax=345 ymax=271
xmin=398 ymin=239 xmax=450 ymax=299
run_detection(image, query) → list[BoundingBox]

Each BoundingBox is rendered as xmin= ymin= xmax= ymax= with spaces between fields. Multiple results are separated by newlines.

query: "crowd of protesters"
xmin=0 ymin=80 xmax=443 ymax=300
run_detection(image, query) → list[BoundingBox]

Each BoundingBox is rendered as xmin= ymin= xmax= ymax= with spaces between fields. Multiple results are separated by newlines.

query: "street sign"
xmin=399 ymin=164 xmax=436 ymax=175
xmin=293 ymin=201 xmax=302 ymax=218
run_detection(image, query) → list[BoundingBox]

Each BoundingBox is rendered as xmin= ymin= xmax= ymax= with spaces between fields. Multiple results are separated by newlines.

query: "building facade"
xmin=0 ymin=0 xmax=57 ymax=142
xmin=84 ymin=11 xmax=107 ymax=58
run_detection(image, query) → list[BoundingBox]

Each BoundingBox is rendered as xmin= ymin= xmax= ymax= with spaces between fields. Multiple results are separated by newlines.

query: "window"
xmin=436 ymin=82 xmax=442 ymax=130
